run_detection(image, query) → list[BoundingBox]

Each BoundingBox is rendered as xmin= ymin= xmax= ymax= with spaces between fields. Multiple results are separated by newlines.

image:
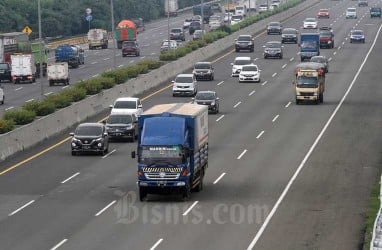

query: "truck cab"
xmin=294 ymin=62 xmax=325 ymax=104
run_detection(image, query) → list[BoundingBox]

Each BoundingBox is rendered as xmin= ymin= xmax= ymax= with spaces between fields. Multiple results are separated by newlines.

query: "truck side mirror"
xmin=131 ymin=151 xmax=136 ymax=158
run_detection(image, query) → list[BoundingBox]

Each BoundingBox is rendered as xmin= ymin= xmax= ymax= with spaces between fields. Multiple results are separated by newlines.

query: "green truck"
xmin=31 ymin=42 xmax=49 ymax=77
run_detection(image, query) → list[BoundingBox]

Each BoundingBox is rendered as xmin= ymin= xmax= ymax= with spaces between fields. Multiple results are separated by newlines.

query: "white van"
xmin=235 ymin=5 xmax=247 ymax=16
xmin=109 ymin=97 xmax=143 ymax=117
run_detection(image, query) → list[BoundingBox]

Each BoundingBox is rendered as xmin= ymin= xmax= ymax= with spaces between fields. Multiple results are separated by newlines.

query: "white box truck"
xmin=164 ymin=0 xmax=178 ymax=16
xmin=10 ymin=54 xmax=36 ymax=83
xmin=47 ymin=62 xmax=69 ymax=86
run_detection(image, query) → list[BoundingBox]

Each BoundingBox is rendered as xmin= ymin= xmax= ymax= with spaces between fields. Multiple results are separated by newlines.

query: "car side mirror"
xmin=138 ymin=104 xmax=143 ymax=108
xmin=191 ymin=97 xmax=195 ymax=100
xmin=235 ymin=39 xmax=237 ymax=41
xmin=230 ymin=63 xmax=234 ymax=65
xmin=262 ymin=45 xmax=266 ymax=48
xmin=131 ymin=151 xmax=136 ymax=158
xmin=109 ymin=105 xmax=113 ymax=108
xmin=103 ymin=132 xmax=108 ymax=137
xmin=171 ymin=80 xmax=175 ymax=83
xmin=216 ymin=97 xmax=220 ymax=100
xmin=69 ymin=132 xmax=74 ymax=136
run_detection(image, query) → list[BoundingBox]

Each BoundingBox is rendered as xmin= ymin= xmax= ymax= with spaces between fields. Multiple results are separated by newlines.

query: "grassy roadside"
xmin=363 ymin=177 xmax=381 ymax=249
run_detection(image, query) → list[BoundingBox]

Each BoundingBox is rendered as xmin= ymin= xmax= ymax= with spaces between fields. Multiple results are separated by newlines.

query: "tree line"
xmin=0 ymin=0 xmax=209 ymax=39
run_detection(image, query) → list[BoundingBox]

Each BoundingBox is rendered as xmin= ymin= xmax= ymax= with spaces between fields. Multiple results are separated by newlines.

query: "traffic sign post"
xmin=22 ymin=26 xmax=32 ymax=35
xmin=86 ymin=15 xmax=93 ymax=30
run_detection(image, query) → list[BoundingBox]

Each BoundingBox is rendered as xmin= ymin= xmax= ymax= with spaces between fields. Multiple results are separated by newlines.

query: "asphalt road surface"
xmin=0 ymin=0 xmax=381 ymax=249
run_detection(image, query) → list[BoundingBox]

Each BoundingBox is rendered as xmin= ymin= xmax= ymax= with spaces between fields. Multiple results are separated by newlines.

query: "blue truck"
xmin=300 ymin=33 xmax=320 ymax=61
xmin=131 ymin=103 xmax=209 ymax=201
xmin=55 ymin=44 xmax=85 ymax=68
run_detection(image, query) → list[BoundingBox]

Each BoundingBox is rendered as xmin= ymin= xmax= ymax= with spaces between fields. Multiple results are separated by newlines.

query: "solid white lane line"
xmin=254 ymin=58 xmax=259 ymax=61
xmin=95 ymin=200 xmax=116 ymax=216
xmin=256 ymin=130 xmax=265 ymax=139
xmin=151 ymin=52 xmax=156 ymax=55
xmin=217 ymin=81 xmax=224 ymax=86
xmin=61 ymin=172 xmax=80 ymax=184
xmin=216 ymin=115 xmax=224 ymax=122
xmin=272 ymin=115 xmax=279 ymax=123
xmin=45 ymin=92 xmax=53 ymax=96
xmin=282 ymin=64 xmax=287 ymax=69
xmin=9 ymin=200 xmax=35 ymax=216
xmin=290 ymin=57 xmax=294 ymax=62
xmin=183 ymin=201 xmax=199 ymax=216
xmin=272 ymin=73 xmax=277 ymax=77
xmin=213 ymin=173 xmax=226 ymax=184
xmin=50 ymin=239 xmax=68 ymax=250
xmin=102 ymin=149 xmax=116 ymax=159
xmin=237 ymin=149 xmax=248 ymax=160
xmin=285 ymin=101 xmax=291 ymax=108
xmin=62 ymin=86 xmax=69 ymax=89
xmin=249 ymin=90 xmax=256 ymax=96
xmin=150 ymin=239 xmax=163 ymax=250
xmin=25 ymin=99 xmax=34 ymax=103
xmin=103 ymin=57 xmax=110 ymax=60
xmin=91 ymin=61 xmax=97 ymax=64
xmin=92 ymin=74 xmax=99 ymax=78
xmin=15 ymin=87 xmax=23 ymax=91
xmin=261 ymin=81 xmax=268 ymax=86
xmin=141 ymin=56 xmax=145 ymax=59
xmin=247 ymin=22 xmax=382 ymax=250
xmin=116 ymin=53 xmax=121 ymax=56
xmin=130 ymin=60 xmax=135 ymax=63
xmin=118 ymin=65 xmax=123 ymax=67
xmin=233 ymin=101 xmax=241 ymax=108
xmin=5 ymin=106 xmax=14 ymax=111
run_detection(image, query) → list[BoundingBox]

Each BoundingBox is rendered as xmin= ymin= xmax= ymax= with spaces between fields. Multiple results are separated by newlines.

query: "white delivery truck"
xmin=11 ymin=54 xmax=36 ymax=84
xmin=47 ymin=62 xmax=69 ymax=86
xmin=88 ymin=29 xmax=108 ymax=50
xmin=164 ymin=0 xmax=179 ymax=16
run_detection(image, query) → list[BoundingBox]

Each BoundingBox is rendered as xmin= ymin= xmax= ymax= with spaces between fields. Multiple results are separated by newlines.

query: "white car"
xmin=172 ymin=73 xmax=198 ymax=96
xmin=224 ymin=12 xmax=233 ymax=23
xmin=258 ymin=4 xmax=269 ymax=13
xmin=231 ymin=56 xmax=252 ymax=77
xmin=239 ymin=64 xmax=261 ymax=83
xmin=303 ymin=17 xmax=318 ymax=29
xmin=231 ymin=14 xmax=243 ymax=25
xmin=109 ymin=97 xmax=143 ymax=117
xmin=0 ymin=86 xmax=4 ymax=104
xmin=183 ymin=18 xmax=192 ymax=29
xmin=346 ymin=7 xmax=357 ymax=19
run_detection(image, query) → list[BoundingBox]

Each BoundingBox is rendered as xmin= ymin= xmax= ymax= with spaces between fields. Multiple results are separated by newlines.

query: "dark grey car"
xmin=170 ymin=28 xmax=186 ymax=41
xmin=192 ymin=91 xmax=220 ymax=114
xmin=281 ymin=28 xmax=298 ymax=43
xmin=267 ymin=22 xmax=282 ymax=35
xmin=193 ymin=62 xmax=214 ymax=80
xmin=104 ymin=113 xmax=138 ymax=142
xmin=70 ymin=123 xmax=109 ymax=156
xmin=235 ymin=35 xmax=255 ymax=52
xmin=263 ymin=41 xmax=283 ymax=59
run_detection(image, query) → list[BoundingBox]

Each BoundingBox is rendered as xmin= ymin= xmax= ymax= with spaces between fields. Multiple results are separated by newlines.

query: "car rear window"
xmin=107 ymin=115 xmax=133 ymax=124
xmin=234 ymin=59 xmax=251 ymax=65
xmin=195 ymin=63 xmax=211 ymax=69
xmin=176 ymin=76 xmax=193 ymax=83
xmin=114 ymin=100 xmax=137 ymax=109
xmin=75 ymin=126 xmax=102 ymax=136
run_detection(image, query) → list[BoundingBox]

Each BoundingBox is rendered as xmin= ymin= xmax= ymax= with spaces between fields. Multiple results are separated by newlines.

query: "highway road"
xmin=0 ymin=0 xmax=381 ymax=249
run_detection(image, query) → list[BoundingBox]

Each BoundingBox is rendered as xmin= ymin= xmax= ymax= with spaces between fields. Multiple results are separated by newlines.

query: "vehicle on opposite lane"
xmin=70 ymin=123 xmax=109 ymax=156
xmin=170 ymin=28 xmax=186 ymax=41
xmin=122 ymin=40 xmax=141 ymax=57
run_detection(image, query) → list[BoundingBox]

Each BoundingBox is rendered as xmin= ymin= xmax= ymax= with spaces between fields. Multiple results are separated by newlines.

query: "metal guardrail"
xmin=47 ymin=36 xmax=88 ymax=50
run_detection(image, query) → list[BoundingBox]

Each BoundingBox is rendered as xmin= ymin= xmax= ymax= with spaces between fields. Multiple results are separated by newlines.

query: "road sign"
xmin=22 ymin=26 xmax=32 ymax=35
xmin=86 ymin=15 xmax=93 ymax=22
xmin=86 ymin=8 xmax=92 ymax=15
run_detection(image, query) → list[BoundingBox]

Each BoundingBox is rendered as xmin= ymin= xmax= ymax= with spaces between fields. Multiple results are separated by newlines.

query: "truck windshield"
xmin=141 ymin=146 xmax=183 ymax=165
xmin=301 ymin=41 xmax=317 ymax=49
xmin=297 ymin=76 xmax=318 ymax=87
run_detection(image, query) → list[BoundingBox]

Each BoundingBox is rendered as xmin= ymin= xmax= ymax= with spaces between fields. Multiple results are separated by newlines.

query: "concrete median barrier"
xmin=0 ymin=0 xmax=320 ymax=162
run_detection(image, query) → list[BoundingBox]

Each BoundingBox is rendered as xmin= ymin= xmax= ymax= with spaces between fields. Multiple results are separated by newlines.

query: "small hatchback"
xmin=239 ymin=64 xmax=261 ymax=83
xmin=192 ymin=91 xmax=220 ymax=114
xmin=122 ymin=41 xmax=140 ymax=57
xmin=231 ymin=56 xmax=252 ymax=77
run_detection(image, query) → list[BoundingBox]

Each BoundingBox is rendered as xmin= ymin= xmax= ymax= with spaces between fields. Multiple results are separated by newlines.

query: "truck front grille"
xmin=144 ymin=173 xmax=180 ymax=180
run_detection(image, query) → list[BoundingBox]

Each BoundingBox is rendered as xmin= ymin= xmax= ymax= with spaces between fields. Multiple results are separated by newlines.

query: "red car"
xmin=317 ymin=9 xmax=330 ymax=18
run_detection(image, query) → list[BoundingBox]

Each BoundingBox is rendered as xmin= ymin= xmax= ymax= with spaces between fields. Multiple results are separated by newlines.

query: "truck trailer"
xmin=55 ymin=44 xmax=84 ymax=68
xmin=47 ymin=62 xmax=69 ymax=86
xmin=164 ymin=0 xmax=179 ymax=17
xmin=10 ymin=54 xmax=36 ymax=84
xmin=115 ymin=20 xmax=137 ymax=49
xmin=132 ymin=103 xmax=209 ymax=201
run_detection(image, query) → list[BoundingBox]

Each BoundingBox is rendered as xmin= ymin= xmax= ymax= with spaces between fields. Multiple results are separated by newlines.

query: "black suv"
xmin=189 ymin=21 xmax=202 ymax=35
xmin=104 ymin=113 xmax=138 ymax=142
xmin=170 ymin=28 xmax=186 ymax=41
xmin=235 ymin=35 xmax=254 ymax=52
xmin=267 ymin=22 xmax=282 ymax=35
xmin=122 ymin=41 xmax=140 ymax=57
xmin=281 ymin=28 xmax=298 ymax=43
xmin=70 ymin=123 xmax=109 ymax=155
xmin=263 ymin=41 xmax=283 ymax=59
xmin=0 ymin=63 xmax=12 ymax=82
xmin=192 ymin=91 xmax=220 ymax=114
xmin=193 ymin=62 xmax=214 ymax=80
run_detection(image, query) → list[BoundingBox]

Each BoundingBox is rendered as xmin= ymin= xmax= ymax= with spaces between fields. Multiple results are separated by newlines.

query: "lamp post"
xmin=111 ymin=0 xmax=116 ymax=69
xmin=38 ymin=0 xmax=44 ymax=99
xmin=201 ymin=0 xmax=204 ymax=31
xmin=167 ymin=0 xmax=170 ymax=43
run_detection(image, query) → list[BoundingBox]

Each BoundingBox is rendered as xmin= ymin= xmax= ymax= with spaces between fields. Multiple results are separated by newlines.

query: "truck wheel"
xmin=194 ymin=171 xmax=204 ymax=192
xmin=71 ymin=151 xmax=77 ymax=156
xmin=296 ymin=98 xmax=300 ymax=105
xmin=139 ymin=187 xmax=147 ymax=201
xmin=182 ymin=187 xmax=191 ymax=201
xmin=66 ymin=79 xmax=70 ymax=85
xmin=49 ymin=80 xmax=53 ymax=86
xmin=319 ymin=93 xmax=324 ymax=103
